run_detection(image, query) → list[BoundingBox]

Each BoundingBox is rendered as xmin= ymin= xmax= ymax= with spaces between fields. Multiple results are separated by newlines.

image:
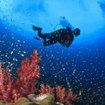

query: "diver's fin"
xmin=33 ymin=25 xmax=42 ymax=31
xmin=34 ymin=36 xmax=42 ymax=40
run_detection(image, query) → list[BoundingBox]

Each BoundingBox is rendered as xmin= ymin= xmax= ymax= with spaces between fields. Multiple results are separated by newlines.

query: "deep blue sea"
xmin=0 ymin=0 xmax=105 ymax=105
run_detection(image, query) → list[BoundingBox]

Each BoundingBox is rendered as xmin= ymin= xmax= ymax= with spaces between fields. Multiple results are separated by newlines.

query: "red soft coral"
xmin=0 ymin=50 xmax=41 ymax=103
xmin=39 ymin=84 xmax=55 ymax=95
xmin=55 ymin=86 xmax=77 ymax=105
xmin=39 ymin=84 xmax=78 ymax=105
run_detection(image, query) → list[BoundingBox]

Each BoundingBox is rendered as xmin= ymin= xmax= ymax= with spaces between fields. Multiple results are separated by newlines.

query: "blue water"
xmin=0 ymin=0 xmax=105 ymax=105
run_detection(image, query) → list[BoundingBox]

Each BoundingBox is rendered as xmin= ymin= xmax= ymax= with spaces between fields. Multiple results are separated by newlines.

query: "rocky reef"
xmin=0 ymin=93 xmax=64 ymax=105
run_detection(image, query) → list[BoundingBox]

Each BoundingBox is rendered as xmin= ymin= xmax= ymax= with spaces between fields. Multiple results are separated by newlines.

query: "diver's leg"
xmin=43 ymin=39 xmax=57 ymax=46
xmin=32 ymin=25 xmax=51 ymax=39
xmin=41 ymin=32 xmax=56 ymax=39
xmin=33 ymin=25 xmax=43 ymax=40
xmin=33 ymin=25 xmax=42 ymax=32
xmin=41 ymin=32 xmax=58 ymax=46
xmin=37 ymin=33 xmax=54 ymax=40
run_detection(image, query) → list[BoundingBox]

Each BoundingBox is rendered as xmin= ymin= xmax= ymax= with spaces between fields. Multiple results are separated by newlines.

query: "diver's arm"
xmin=66 ymin=42 xmax=72 ymax=47
xmin=66 ymin=39 xmax=74 ymax=47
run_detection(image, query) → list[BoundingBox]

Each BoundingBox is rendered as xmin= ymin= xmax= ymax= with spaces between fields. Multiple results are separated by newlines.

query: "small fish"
xmin=79 ymin=90 xmax=82 ymax=96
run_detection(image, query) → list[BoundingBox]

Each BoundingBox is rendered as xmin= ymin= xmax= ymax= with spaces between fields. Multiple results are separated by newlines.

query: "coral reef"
xmin=0 ymin=50 xmax=78 ymax=105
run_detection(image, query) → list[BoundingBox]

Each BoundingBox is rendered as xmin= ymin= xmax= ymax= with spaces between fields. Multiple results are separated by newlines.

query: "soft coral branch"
xmin=0 ymin=62 xmax=14 ymax=102
xmin=0 ymin=62 xmax=4 ymax=100
xmin=13 ymin=50 xmax=41 ymax=100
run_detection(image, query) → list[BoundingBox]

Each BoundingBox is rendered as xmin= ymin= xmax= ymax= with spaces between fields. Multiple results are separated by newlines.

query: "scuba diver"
xmin=32 ymin=17 xmax=80 ymax=47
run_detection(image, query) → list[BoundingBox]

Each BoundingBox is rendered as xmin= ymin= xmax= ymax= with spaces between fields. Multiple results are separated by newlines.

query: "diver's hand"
xmin=66 ymin=45 xmax=69 ymax=47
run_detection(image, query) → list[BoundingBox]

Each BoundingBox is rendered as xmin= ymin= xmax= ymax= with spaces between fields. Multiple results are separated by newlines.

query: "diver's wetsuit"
xmin=33 ymin=26 xmax=74 ymax=47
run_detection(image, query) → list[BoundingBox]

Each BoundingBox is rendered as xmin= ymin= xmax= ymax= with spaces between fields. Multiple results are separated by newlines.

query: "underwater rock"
xmin=14 ymin=97 xmax=30 ymax=105
xmin=27 ymin=94 xmax=36 ymax=100
xmin=20 ymin=102 xmax=37 ymax=105
xmin=55 ymin=102 xmax=64 ymax=105
xmin=14 ymin=93 xmax=55 ymax=105
xmin=9 ymin=104 xmax=14 ymax=105
xmin=0 ymin=100 xmax=9 ymax=105
xmin=28 ymin=93 xmax=55 ymax=105
xmin=0 ymin=94 xmax=63 ymax=105
xmin=0 ymin=101 xmax=14 ymax=105
xmin=39 ymin=98 xmax=55 ymax=105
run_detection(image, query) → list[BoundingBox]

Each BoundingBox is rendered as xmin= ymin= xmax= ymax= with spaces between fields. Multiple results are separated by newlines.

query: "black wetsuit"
xmin=37 ymin=27 xmax=74 ymax=47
